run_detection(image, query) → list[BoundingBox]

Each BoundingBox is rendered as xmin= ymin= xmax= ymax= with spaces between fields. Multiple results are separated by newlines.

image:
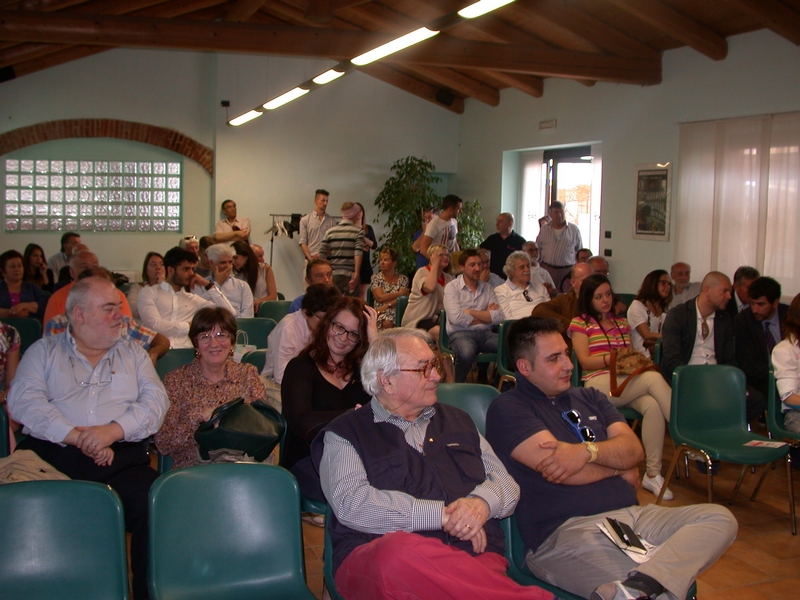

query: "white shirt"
xmin=773 ymin=336 xmax=800 ymax=410
xmin=137 ymin=281 xmax=235 ymax=348
xmin=443 ymin=276 xmax=504 ymax=334
xmin=424 ymin=216 xmax=459 ymax=253
xmin=299 ymin=211 xmax=337 ymax=256
xmin=531 ymin=265 xmax=555 ymax=289
xmin=215 ymin=216 xmax=251 ymax=240
xmin=627 ymin=299 xmax=666 ymax=354
xmin=196 ymin=276 xmax=253 ymax=318
xmin=262 ymin=311 xmax=311 ymax=384
xmin=688 ymin=300 xmax=717 ymax=365
xmin=495 ymin=280 xmax=549 ymax=320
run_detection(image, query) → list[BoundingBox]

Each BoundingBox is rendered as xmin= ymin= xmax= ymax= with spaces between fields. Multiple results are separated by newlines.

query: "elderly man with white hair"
xmin=311 ymin=328 xmax=549 ymax=600
xmin=495 ymin=251 xmax=550 ymax=319
xmin=197 ymin=243 xmax=254 ymax=318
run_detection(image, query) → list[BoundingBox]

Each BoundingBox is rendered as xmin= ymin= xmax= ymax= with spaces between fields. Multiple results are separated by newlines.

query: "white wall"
xmin=452 ymin=30 xmax=800 ymax=294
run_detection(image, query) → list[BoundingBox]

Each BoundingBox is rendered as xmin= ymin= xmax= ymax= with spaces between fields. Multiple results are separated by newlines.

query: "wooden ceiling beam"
xmin=604 ymin=0 xmax=727 ymax=60
xmin=488 ymin=71 xmax=543 ymax=97
xmin=223 ymin=0 xmax=266 ymax=22
xmin=10 ymin=43 xmax=105 ymax=77
xmin=357 ymin=62 xmax=465 ymax=114
xmin=304 ymin=0 xmax=334 ymax=23
xmin=723 ymin=0 xmax=800 ymax=46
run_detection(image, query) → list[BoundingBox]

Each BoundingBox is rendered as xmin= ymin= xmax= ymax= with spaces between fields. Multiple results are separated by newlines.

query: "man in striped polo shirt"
xmin=320 ymin=202 xmax=364 ymax=296
xmin=535 ymin=201 xmax=583 ymax=293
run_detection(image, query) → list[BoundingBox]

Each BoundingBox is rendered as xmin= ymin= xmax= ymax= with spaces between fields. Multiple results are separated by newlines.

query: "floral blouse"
xmin=371 ymin=271 xmax=409 ymax=326
xmin=155 ymin=359 xmax=266 ymax=469
xmin=1 ymin=323 xmax=20 ymax=393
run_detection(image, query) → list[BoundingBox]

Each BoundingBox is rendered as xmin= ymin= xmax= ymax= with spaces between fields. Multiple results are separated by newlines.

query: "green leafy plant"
xmin=456 ymin=198 xmax=485 ymax=251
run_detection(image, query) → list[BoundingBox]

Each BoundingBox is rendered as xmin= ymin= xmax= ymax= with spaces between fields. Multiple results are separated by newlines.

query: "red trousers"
xmin=335 ymin=531 xmax=553 ymax=600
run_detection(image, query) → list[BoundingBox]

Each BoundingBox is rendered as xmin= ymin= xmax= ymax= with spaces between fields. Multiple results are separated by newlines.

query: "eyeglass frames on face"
xmin=196 ymin=331 xmax=233 ymax=344
xmin=331 ymin=321 xmax=360 ymax=343
xmin=561 ymin=409 xmax=596 ymax=442
xmin=69 ymin=356 xmax=113 ymax=387
xmin=399 ymin=357 xmax=442 ymax=378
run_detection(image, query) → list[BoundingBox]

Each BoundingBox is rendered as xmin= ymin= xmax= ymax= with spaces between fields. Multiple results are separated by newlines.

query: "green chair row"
xmin=257 ymin=300 xmax=292 ymax=321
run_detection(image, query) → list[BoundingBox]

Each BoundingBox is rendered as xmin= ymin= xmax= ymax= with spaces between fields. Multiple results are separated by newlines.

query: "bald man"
xmin=480 ymin=212 xmax=526 ymax=278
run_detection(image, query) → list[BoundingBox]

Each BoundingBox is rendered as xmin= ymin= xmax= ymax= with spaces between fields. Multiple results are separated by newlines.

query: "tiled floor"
xmin=302 ymin=429 xmax=800 ymax=599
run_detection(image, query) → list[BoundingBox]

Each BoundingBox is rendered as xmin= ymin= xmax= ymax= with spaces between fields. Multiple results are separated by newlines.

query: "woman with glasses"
xmin=127 ymin=252 xmax=165 ymax=321
xmin=154 ymin=307 xmax=266 ymax=469
xmin=282 ymin=297 xmax=377 ymax=511
xmin=570 ymin=274 xmax=673 ymax=500
xmin=628 ymin=269 xmax=672 ymax=356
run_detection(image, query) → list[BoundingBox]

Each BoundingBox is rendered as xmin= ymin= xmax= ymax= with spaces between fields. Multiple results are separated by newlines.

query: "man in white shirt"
xmin=419 ymin=194 xmax=463 ymax=258
xmin=495 ymin=251 xmax=549 ymax=319
xmin=214 ymin=199 xmax=251 ymax=243
xmin=137 ymin=246 xmax=235 ymax=348
xmin=667 ymin=262 xmax=702 ymax=310
xmin=201 ymin=243 xmax=253 ymax=318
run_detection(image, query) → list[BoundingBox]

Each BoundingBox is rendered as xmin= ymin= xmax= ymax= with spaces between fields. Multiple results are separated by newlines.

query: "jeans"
xmin=448 ymin=328 xmax=498 ymax=383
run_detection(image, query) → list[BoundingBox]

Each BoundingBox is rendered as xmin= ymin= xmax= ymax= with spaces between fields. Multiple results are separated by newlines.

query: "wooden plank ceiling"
xmin=0 ymin=0 xmax=799 ymax=114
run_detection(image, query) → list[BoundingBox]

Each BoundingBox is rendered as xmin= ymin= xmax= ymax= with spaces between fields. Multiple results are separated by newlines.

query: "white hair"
xmin=205 ymin=243 xmax=235 ymax=264
xmin=360 ymin=328 xmax=432 ymax=396
xmin=503 ymin=251 xmax=530 ymax=278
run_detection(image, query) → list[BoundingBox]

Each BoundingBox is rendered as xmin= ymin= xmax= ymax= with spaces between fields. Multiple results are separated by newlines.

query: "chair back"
xmin=366 ymin=287 xmax=375 ymax=308
xmin=149 ymin=463 xmax=314 ymax=600
xmin=438 ymin=309 xmax=454 ymax=355
xmin=257 ymin=300 xmax=292 ymax=321
xmin=570 ymin=349 xmax=583 ymax=388
xmin=436 ymin=383 xmax=498 ymax=436
xmin=0 ymin=480 xmax=129 ymax=600
xmin=242 ymin=349 xmax=267 ymax=372
xmin=1 ymin=317 xmax=42 ymax=355
xmin=395 ymin=294 xmax=409 ymax=327
xmin=155 ymin=347 xmax=196 ymax=380
xmin=496 ymin=319 xmax=517 ymax=388
xmin=235 ymin=317 xmax=277 ymax=349
xmin=617 ymin=293 xmax=636 ymax=309
xmin=277 ymin=292 xmax=285 ymax=300
xmin=0 ymin=403 xmax=9 ymax=458
xmin=766 ymin=366 xmax=800 ymax=441
xmin=670 ymin=365 xmax=748 ymax=440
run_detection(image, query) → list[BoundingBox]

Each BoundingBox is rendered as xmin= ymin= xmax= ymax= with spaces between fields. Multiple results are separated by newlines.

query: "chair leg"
xmin=750 ymin=464 xmax=771 ymax=502
xmin=658 ymin=446 xmax=684 ymax=505
xmin=730 ymin=464 xmax=749 ymax=504
xmin=787 ymin=456 xmax=797 ymax=535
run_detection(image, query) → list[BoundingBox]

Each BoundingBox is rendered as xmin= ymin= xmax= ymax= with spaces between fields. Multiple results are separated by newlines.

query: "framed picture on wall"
xmin=633 ymin=163 xmax=671 ymax=241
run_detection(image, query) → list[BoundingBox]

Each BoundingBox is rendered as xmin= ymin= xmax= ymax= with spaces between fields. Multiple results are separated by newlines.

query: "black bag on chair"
xmin=194 ymin=398 xmax=285 ymax=462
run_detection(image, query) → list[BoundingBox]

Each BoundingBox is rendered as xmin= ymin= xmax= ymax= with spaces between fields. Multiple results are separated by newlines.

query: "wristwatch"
xmin=584 ymin=441 xmax=599 ymax=463
xmin=204 ymin=282 xmax=215 ymax=291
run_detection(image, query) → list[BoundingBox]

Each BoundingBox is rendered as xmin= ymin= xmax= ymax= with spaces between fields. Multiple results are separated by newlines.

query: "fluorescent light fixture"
xmin=458 ymin=0 xmax=514 ymax=19
xmin=263 ymin=87 xmax=310 ymax=110
xmin=229 ymin=110 xmax=263 ymax=126
xmin=313 ymin=69 xmax=346 ymax=85
xmin=352 ymin=27 xmax=439 ymax=66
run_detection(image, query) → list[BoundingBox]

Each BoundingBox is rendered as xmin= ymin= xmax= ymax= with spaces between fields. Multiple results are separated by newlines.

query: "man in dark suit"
xmin=724 ymin=265 xmax=760 ymax=320
xmin=662 ymin=271 xmax=766 ymax=423
xmin=734 ymin=276 xmax=788 ymax=400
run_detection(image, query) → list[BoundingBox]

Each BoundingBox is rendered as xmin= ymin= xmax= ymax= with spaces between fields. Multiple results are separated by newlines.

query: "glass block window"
xmin=3 ymin=158 xmax=182 ymax=233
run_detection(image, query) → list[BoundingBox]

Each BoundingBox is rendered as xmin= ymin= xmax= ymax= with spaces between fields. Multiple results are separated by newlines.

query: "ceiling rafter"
xmin=223 ymin=0 xmax=266 ymax=22
xmin=723 ymin=0 xmax=800 ymax=46
xmin=604 ymin=0 xmax=728 ymax=60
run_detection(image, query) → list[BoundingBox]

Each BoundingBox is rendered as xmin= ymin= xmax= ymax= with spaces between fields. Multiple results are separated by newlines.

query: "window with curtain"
xmin=675 ymin=113 xmax=800 ymax=300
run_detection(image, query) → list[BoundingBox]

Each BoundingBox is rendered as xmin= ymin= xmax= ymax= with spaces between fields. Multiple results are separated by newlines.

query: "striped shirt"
xmin=319 ymin=398 xmax=519 ymax=536
xmin=568 ymin=315 xmax=631 ymax=380
xmin=319 ymin=220 xmax=364 ymax=277
xmin=44 ymin=314 xmax=156 ymax=349
xmin=535 ymin=222 xmax=582 ymax=267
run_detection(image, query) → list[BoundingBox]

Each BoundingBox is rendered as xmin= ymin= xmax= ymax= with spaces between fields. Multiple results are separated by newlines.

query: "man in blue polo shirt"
xmin=486 ymin=317 xmax=737 ymax=600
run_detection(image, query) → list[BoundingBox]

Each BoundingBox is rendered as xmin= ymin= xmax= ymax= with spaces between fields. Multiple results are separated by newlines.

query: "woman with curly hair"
xmin=232 ymin=240 xmax=277 ymax=312
xmin=627 ymin=269 xmax=672 ymax=356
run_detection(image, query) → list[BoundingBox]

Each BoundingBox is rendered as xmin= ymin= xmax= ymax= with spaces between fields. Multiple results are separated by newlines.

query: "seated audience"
xmin=531 ymin=262 xmax=593 ymax=348
xmin=576 ymin=248 xmax=592 ymax=263
xmin=478 ymin=248 xmax=505 ymax=288
xmin=495 ymin=251 xmax=549 ymax=319
xmin=485 ymin=317 xmax=737 ymax=600
xmin=155 ymin=307 xmax=266 ymax=469
xmin=773 ymin=293 xmax=800 ymax=433
xmin=199 ymin=243 xmax=253 ymax=318
xmin=312 ymin=328 xmax=547 ymax=600
xmin=195 ymin=235 xmax=215 ymax=278
xmin=23 ymin=243 xmax=54 ymax=293
xmin=46 ymin=230 xmax=80 ymax=276
xmin=401 ymin=244 xmax=453 ymax=341
xmin=480 ymin=212 xmax=526 ymax=278
xmin=44 ymin=250 xmax=132 ymax=323
xmin=667 ymin=261 xmax=702 ymax=310
xmin=570 ymin=274 xmax=673 ymax=499
xmin=9 ymin=276 xmax=169 ymax=600
xmin=725 ymin=265 xmax=760 ymax=319
xmin=262 ymin=284 xmax=341 ymax=385
xmin=179 ymin=234 xmax=200 ymax=255
xmin=522 ymin=241 xmax=557 ymax=299
xmin=138 ymin=246 xmax=235 ymax=348
xmin=288 ymin=258 xmax=334 ymax=313
xmin=370 ymin=248 xmax=410 ymax=329
xmin=232 ymin=240 xmax=277 ymax=312
xmin=127 ymin=252 xmax=165 ymax=321
xmin=55 ymin=243 xmax=90 ymax=287
xmin=0 ymin=249 xmax=47 ymax=321
xmin=735 ymin=276 xmax=788 ymax=400
xmin=281 ymin=297 xmax=375 ymax=504
xmin=627 ymin=269 xmax=672 ymax=356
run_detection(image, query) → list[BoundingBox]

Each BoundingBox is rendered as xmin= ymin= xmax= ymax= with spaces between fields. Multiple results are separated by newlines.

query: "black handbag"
xmin=194 ymin=398 xmax=285 ymax=462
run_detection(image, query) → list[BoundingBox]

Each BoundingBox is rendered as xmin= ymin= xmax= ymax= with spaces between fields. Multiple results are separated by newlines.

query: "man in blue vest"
xmin=312 ymin=328 xmax=549 ymax=600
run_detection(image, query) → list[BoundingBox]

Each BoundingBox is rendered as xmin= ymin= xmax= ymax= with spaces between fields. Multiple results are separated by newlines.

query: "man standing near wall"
xmin=535 ymin=201 xmax=583 ymax=293
xmin=299 ymin=189 xmax=336 ymax=288
xmin=419 ymin=194 xmax=463 ymax=259
xmin=214 ymin=199 xmax=251 ymax=243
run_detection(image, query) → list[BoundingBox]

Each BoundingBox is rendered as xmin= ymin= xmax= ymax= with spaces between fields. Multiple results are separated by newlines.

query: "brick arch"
xmin=0 ymin=119 xmax=214 ymax=175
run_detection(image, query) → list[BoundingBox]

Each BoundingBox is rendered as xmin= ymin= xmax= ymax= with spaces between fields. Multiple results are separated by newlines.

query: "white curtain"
xmin=519 ymin=150 xmax=545 ymax=241
xmin=676 ymin=113 xmax=800 ymax=300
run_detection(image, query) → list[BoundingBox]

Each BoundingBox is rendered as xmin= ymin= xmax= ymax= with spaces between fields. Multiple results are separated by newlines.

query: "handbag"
xmin=232 ymin=330 xmax=257 ymax=363
xmin=194 ymin=398 xmax=285 ymax=462
xmin=608 ymin=348 xmax=659 ymax=397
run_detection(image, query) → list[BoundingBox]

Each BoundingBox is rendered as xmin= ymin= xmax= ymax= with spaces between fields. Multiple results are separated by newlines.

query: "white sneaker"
xmin=641 ymin=473 xmax=673 ymax=500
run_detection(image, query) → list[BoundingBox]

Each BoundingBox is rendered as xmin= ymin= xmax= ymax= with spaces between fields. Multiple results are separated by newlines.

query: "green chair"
xmin=155 ymin=348 xmax=196 ymax=380
xmin=766 ymin=366 xmax=800 ymax=443
xmin=119 ymin=282 xmax=133 ymax=294
xmin=496 ymin=319 xmax=517 ymax=390
xmin=242 ymin=348 xmax=267 ymax=372
xmin=658 ymin=365 xmax=795 ymax=533
xmin=366 ymin=287 xmax=375 ymax=307
xmin=436 ymin=383 xmax=498 ymax=436
xmin=0 ymin=403 xmax=9 ymax=458
xmin=438 ymin=310 xmax=497 ymax=380
xmin=235 ymin=317 xmax=277 ymax=349
xmin=395 ymin=294 xmax=409 ymax=327
xmin=277 ymin=292 xmax=285 ymax=300
xmin=1 ymin=317 xmax=42 ymax=355
xmin=257 ymin=300 xmax=292 ymax=321
xmin=617 ymin=293 xmax=636 ymax=309
xmin=0 ymin=480 xmax=129 ymax=600
xmin=322 ymin=505 xmax=346 ymax=600
xmin=149 ymin=463 xmax=315 ymax=600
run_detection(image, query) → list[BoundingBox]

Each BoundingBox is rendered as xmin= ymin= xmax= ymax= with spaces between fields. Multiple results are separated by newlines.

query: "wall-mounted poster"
xmin=633 ymin=163 xmax=671 ymax=241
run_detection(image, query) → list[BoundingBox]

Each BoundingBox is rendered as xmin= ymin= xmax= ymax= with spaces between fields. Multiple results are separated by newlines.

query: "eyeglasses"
xmin=196 ymin=331 xmax=233 ymax=344
xmin=658 ymin=279 xmax=672 ymax=286
xmin=331 ymin=321 xmax=360 ymax=343
xmin=522 ymin=289 xmax=533 ymax=302
xmin=561 ymin=409 xmax=596 ymax=442
xmin=69 ymin=356 xmax=113 ymax=388
xmin=399 ymin=357 xmax=442 ymax=378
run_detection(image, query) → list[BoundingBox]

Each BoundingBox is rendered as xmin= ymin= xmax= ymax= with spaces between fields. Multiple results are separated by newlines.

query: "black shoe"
xmin=790 ymin=446 xmax=800 ymax=471
xmin=695 ymin=459 xmax=721 ymax=475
